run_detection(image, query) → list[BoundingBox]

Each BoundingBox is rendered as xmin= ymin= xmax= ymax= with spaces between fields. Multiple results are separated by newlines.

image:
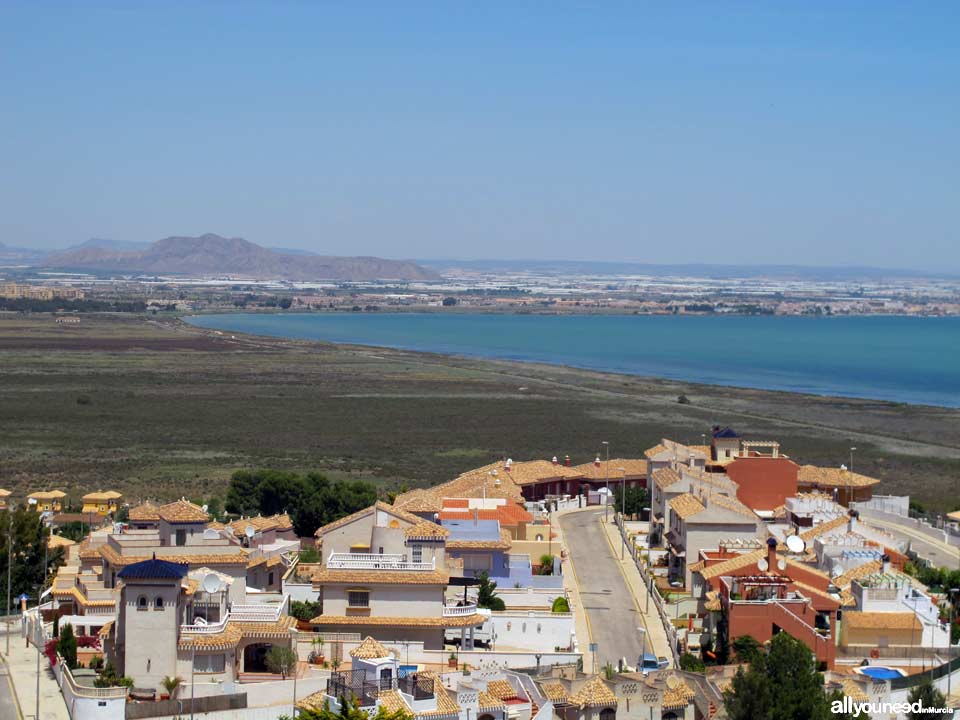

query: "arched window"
xmin=154 ymin=596 xmax=164 ymax=610
xmin=137 ymin=595 xmax=148 ymax=611
xmin=599 ymin=708 xmax=616 ymax=720
xmin=662 ymin=713 xmax=679 ymax=720
xmin=479 ymin=714 xmax=495 ymax=720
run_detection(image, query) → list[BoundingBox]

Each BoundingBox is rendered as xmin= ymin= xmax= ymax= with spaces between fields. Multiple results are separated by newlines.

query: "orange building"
xmin=725 ymin=455 xmax=799 ymax=514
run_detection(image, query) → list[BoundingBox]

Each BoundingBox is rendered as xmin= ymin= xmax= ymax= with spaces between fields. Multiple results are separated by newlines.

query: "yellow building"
xmin=81 ymin=490 xmax=123 ymax=515
xmin=28 ymin=490 xmax=67 ymax=513
xmin=0 ymin=488 xmax=10 ymax=510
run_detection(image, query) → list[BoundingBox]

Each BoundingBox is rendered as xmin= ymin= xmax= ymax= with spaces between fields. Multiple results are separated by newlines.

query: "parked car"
xmin=638 ymin=653 xmax=670 ymax=674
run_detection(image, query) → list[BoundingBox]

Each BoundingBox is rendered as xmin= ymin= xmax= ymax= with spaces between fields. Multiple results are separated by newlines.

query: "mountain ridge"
xmin=45 ymin=233 xmax=439 ymax=281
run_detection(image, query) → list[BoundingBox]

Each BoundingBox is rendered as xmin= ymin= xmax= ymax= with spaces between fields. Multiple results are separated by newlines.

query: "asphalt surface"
xmin=0 ymin=660 xmax=22 ymax=720
xmin=559 ymin=508 xmax=647 ymax=671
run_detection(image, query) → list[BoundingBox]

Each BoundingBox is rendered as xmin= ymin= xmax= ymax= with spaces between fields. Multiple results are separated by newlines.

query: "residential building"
xmin=28 ymin=490 xmax=66 ymax=513
xmin=723 ymin=444 xmax=799 ymax=516
xmin=81 ymin=490 xmax=123 ymax=515
xmin=796 ymin=465 xmax=881 ymax=505
xmin=309 ymin=502 xmax=487 ymax=650
xmin=650 ymin=466 xmax=738 ymax=547
xmin=536 ymin=669 xmax=699 ymax=720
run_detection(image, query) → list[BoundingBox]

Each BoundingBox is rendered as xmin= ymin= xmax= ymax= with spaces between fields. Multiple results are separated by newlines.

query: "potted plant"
xmin=330 ymin=657 xmax=341 ymax=672
xmin=160 ymin=675 xmax=183 ymax=702
xmin=461 ymin=663 xmax=470 ymax=676
xmin=311 ymin=636 xmax=325 ymax=664
xmin=448 ymin=652 xmax=458 ymax=669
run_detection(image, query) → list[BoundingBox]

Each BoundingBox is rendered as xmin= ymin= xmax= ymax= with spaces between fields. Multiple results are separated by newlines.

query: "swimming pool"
xmin=856 ymin=666 xmax=907 ymax=680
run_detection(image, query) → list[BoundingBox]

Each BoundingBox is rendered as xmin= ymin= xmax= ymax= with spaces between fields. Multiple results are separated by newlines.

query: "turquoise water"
xmin=186 ymin=313 xmax=960 ymax=408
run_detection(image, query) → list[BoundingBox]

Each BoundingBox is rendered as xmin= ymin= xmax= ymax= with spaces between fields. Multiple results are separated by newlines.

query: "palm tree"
xmin=161 ymin=675 xmax=184 ymax=699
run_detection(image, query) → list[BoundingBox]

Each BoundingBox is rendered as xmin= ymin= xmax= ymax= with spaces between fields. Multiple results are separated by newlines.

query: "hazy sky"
xmin=1 ymin=3 xmax=957 ymax=269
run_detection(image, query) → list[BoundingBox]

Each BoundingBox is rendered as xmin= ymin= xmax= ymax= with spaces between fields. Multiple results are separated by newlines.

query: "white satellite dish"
xmin=786 ymin=535 xmax=806 ymax=554
xmin=202 ymin=528 xmax=220 ymax=540
xmin=665 ymin=673 xmax=680 ymax=690
xmin=777 ymin=559 xmax=787 ymax=571
xmin=201 ymin=504 xmax=208 ymax=513
xmin=201 ymin=573 xmax=223 ymax=594
xmin=757 ymin=558 xmax=769 ymax=572
xmin=244 ymin=525 xmax=256 ymax=539
xmin=193 ymin=616 xmax=208 ymax=626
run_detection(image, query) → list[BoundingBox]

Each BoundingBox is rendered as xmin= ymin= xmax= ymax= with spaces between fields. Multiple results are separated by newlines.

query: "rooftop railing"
xmin=442 ymin=604 xmax=478 ymax=617
xmin=327 ymin=552 xmax=435 ymax=571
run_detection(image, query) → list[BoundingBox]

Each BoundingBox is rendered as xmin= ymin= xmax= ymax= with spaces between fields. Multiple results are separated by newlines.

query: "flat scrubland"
xmin=0 ymin=313 xmax=957 ymax=507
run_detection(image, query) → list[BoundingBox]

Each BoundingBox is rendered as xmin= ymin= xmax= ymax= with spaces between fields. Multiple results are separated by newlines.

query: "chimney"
xmin=772 ymin=442 xmax=779 ymax=459
xmin=766 ymin=537 xmax=777 ymax=572
xmin=552 ymin=456 xmax=558 ymax=465
xmin=848 ymin=508 xmax=859 ymax=533
xmin=881 ymin=553 xmax=890 ymax=575
xmin=564 ymin=455 xmax=571 ymax=467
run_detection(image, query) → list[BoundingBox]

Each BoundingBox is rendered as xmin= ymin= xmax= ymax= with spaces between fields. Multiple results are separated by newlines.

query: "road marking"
xmin=3 ymin=665 xmax=24 ymax=720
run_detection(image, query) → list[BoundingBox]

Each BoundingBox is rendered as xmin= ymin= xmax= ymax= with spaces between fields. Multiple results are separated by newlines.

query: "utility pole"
xmin=602 ymin=441 xmax=610 ymax=522
xmin=6 ymin=507 xmax=11 ymax=657
xmin=849 ymin=446 xmax=857 ymax=473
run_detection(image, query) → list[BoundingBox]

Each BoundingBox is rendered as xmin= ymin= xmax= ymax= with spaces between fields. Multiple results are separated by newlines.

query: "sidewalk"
xmin=0 ymin=625 xmax=70 ymax=720
xmin=596 ymin=515 xmax=673 ymax=661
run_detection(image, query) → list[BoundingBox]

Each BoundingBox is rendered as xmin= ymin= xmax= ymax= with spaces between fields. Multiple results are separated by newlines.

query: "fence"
xmin=125 ymin=693 xmax=247 ymax=719
xmin=327 ymin=667 xmax=434 ymax=707
xmin=615 ymin=514 xmax=680 ymax=664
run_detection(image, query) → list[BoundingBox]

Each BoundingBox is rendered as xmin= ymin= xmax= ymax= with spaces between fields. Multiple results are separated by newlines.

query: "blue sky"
xmin=0 ymin=2 xmax=957 ymax=270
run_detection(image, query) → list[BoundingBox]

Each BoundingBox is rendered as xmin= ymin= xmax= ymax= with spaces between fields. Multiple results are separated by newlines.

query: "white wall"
xmin=478 ymin=612 xmax=575 ymax=652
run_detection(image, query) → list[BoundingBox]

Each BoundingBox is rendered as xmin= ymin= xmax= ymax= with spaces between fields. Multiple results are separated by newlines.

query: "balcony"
xmin=327 ymin=669 xmax=434 ymax=708
xmin=326 ymin=552 xmax=435 ymax=571
xmin=442 ymin=603 xmax=478 ymax=617
xmin=181 ymin=595 xmax=289 ymax=634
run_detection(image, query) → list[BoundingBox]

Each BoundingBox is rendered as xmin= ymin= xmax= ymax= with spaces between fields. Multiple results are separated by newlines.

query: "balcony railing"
xmin=180 ymin=616 xmax=229 ymax=634
xmin=327 ymin=552 xmax=435 ymax=571
xmin=327 ymin=669 xmax=433 ymax=708
xmin=442 ymin=604 xmax=478 ymax=617
xmin=181 ymin=595 xmax=289 ymax=634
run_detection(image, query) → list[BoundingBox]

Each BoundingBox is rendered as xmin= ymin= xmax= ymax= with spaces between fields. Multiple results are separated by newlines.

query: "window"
xmin=175 ymin=529 xmax=187 ymax=546
xmin=154 ymin=596 xmax=164 ymax=610
xmin=268 ymin=572 xmax=275 ymax=586
xmin=348 ymin=591 xmax=370 ymax=608
xmin=599 ymin=708 xmax=616 ymax=720
xmin=411 ymin=545 xmax=422 ymax=563
xmin=193 ymin=653 xmax=226 ymax=673
xmin=136 ymin=595 xmax=148 ymax=611
xmin=463 ymin=554 xmax=492 ymax=571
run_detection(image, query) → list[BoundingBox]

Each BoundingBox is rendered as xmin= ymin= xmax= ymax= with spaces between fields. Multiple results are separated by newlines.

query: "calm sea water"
xmin=186 ymin=313 xmax=960 ymax=408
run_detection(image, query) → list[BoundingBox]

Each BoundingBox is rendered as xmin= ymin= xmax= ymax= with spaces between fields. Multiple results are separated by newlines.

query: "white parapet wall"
xmin=477 ymin=611 xmax=576 ymax=652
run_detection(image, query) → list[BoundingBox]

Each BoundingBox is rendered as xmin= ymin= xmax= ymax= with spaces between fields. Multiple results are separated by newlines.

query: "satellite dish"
xmin=201 ymin=573 xmax=223 ymax=594
xmin=786 ymin=535 xmax=806 ymax=554
xmin=245 ymin=525 xmax=256 ymax=539
xmin=665 ymin=673 xmax=681 ymax=690
xmin=193 ymin=616 xmax=208 ymax=626
xmin=757 ymin=558 xmax=769 ymax=572
xmin=201 ymin=504 xmax=208 ymax=513
xmin=203 ymin=528 xmax=220 ymax=540
xmin=777 ymin=559 xmax=787 ymax=571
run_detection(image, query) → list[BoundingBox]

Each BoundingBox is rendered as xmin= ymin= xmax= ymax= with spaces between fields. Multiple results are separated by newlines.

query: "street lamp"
xmin=636 ymin=626 xmax=647 ymax=668
xmin=602 ymin=442 xmax=610 ymax=522
xmin=948 ymin=589 xmax=958 ymax=701
xmin=290 ymin=627 xmax=299 ymax=717
xmin=618 ymin=468 xmax=627 ymax=560
xmin=849 ymin=447 xmax=857 ymax=473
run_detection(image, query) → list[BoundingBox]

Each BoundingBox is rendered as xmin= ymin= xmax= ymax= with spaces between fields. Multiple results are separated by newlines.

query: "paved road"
xmin=868 ymin=520 xmax=960 ymax=569
xmin=0 ymin=659 xmax=23 ymax=720
xmin=559 ymin=508 xmax=646 ymax=671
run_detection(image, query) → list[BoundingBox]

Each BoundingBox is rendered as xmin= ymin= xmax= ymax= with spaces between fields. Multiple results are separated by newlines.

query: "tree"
xmin=906 ymin=680 xmax=946 ymax=718
xmin=289 ymin=600 xmax=323 ymax=622
xmin=612 ymin=485 xmax=649 ymax=518
xmin=442 ymin=297 xmax=458 ymax=307
xmin=281 ymin=696 xmax=413 ymax=720
xmin=731 ymin=635 xmax=763 ymax=665
xmin=679 ymin=652 xmax=705 ymax=672
xmin=298 ymin=547 xmax=321 ymax=563
xmin=476 ymin=571 xmax=505 ymax=611
xmin=0 ymin=509 xmax=64 ymax=602
xmin=265 ymin=645 xmax=298 ymax=678
xmin=57 ymin=623 xmax=78 ymax=670
xmin=725 ymin=633 xmax=855 ymax=720
xmin=538 ymin=554 xmax=555 ymax=575
xmin=279 ymin=297 xmax=293 ymax=309
xmin=551 ymin=596 xmax=570 ymax=613
xmin=161 ymin=675 xmax=184 ymax=699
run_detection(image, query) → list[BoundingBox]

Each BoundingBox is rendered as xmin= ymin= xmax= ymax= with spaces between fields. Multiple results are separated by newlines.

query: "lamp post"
xmin=5 ymin=504 xmax=11 ymax=657
xmin=948 ymin=588 xmax=958 ymax=701
xmin=602 ymin=442 xmax=610 ymax=522
xmin=636 ymin=626 xmax=647 ymax=670
xmin=849 ymin=447 xmax=857 ymax=474
xmin=190 ymin=645 xmax=196 ymax=720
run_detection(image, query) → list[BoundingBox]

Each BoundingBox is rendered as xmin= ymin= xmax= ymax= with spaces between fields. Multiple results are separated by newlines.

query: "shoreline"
xmin=181 ymin=312 xmax=960 ymax=411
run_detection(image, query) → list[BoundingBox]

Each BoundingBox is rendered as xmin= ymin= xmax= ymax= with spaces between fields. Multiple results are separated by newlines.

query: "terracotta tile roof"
xmin=82 ymin=490 xmax=123 ymax=501
xmin=310 ymin=567 xmax=449 ymax=585
xmin=179 ymin=624 xmax=244 ymax=650
xmin=206 ymin=521 xmax=226 ymax=531
xmin=422 ymin=682 xmax=461 ymax=717
xmin=792 ymin=581 xmax=841 ymax=606
xmin=298 ymin=690 xmax=335 ymax=713
xmin=570 ymin=458 xmax=647 ymax=480
xmin=228 ymin=514 xmax=293 ymax=536
xmin=661 ymin=677 xmax=695 ymax=710
xmin=484 ymin=680 xmax=517 ymax=700
xmin=438 ymin=503 xmax=533 ymax=526
xmin=499 ymin=459 xmax=585 ymax=486
xmin=157 ymin=499 xmax=209 ymax=523
xmin=393 ymin=462 xmax=526 ymax=513
xmin=374 ymin=689 xmax=410 ymax=715
xmin=78 ymin=541 xmax=102 ymax=562
xmin=29 ymin=490 xmax=67 ymax=500
xmin=446 ymin=530 xmax=513 ymax=551
xmin=704 ymin=590 xmax=722 ymax=612
xmin=570 ymin=677 xmax=617 ymax=708
xmin=98 ymin=621 xmax=114 ymax=638
xmin=350 ymin=636 xmax=390 ymax=659
xmin=687 ymin=560 xmax=706 ymax=572
xmin=478 ymin=691 xmax=507 ymax=711
xmin=178 ymin=616 xmax=297 ymax=650
xmin=669 ymin=493 xmax=706 ymax=520
xmin=833 ymin=560 xmax=882 ymax=589
xmin=404 ymin=521 xmax=450 ymax=539
xmin=843 ymin=611 xmax=921 ymax=630
xmin=644 ymin=444 xmax=670 ymax=459
xmin=52 ymin=585 xmax=117 ymax=608
xmin=798 ymin=465 xmax=881 ymax=489
xmin=652 ymin=467 xmax=683 ymax=490
xmin=48 ymin=534 xmax=76 ymax=548
xmin=705 ymin=493 xmax=758 ymax=520
xmin=541 ymin=681 xmax=569 ymax=703
xmin=799 ymin=515 xmax=850 ymax=541
xmin=314 ymin=501 xmax=423 ymax=537
xmin=128 ymin=501 xmax=160 ymax=522
xmin=842 ymin=679 xmax=870 ymax=704
xmin=98 ymin=543 xmax=248 ymax=567
xmin=309 ymin=613 xmax=487 ymax=628
xmin=697 ymin=550 xmax=765 ymax=580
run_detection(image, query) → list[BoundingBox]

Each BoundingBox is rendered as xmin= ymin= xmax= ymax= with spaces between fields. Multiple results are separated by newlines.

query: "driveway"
xmin=559 ymin=508 xmax=647 ymax=671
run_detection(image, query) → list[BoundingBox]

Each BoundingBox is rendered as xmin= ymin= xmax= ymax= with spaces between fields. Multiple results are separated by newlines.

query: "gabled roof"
xmin=446 ymin=529 xmax=513 ymax=551
xmin=669 ymin=493 xmax=706 ymax=519
xmin=128 ymin=501 xmax=160 ymax=522
xmin=569 ymin=677 xmax=617 ymax=708
xmin=541 ymin=681 xmax=569 ymax=703
xmin=228 ymin=513 xmax=293 ymax=536
xmin=799 ymin=515 xmax=849 ymax=541
xmin=652 ymin=467 xmax=683 ymax=490
xmin=644 ymin=444 xmax=670 ymax=459
xmin=29 ymin=490 xmax=66 ymax=500
xmin=314 ymin=501 xmax=423 ymax=538
xmin=350 ymin=636 xmax=390 ymax=659
xmin=843 ymin=611 xmax=921 ymax=630
xmin=309 ymin=568 xmax=450 ymax=586
xmin=484 ymin=680 xmax=518 ymax=700
xmin=82 ymin=490 xmax=123 ymax=501
xmin=797 ymin=465 xmax=881 ymax=488
xmin=571 ymin=458 xmax=647 ymax=480
xmin=117 ymin=558 xmax=189 ymax=580
xmin=157 ymin=499 xmax=209 ymax=523
xmin=404 ymin=521 xmax=450 ymax=540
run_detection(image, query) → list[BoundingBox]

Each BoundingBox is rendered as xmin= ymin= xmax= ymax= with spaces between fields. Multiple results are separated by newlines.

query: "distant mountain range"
xmin=40 ymin=234 xmax=439 ymax=282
